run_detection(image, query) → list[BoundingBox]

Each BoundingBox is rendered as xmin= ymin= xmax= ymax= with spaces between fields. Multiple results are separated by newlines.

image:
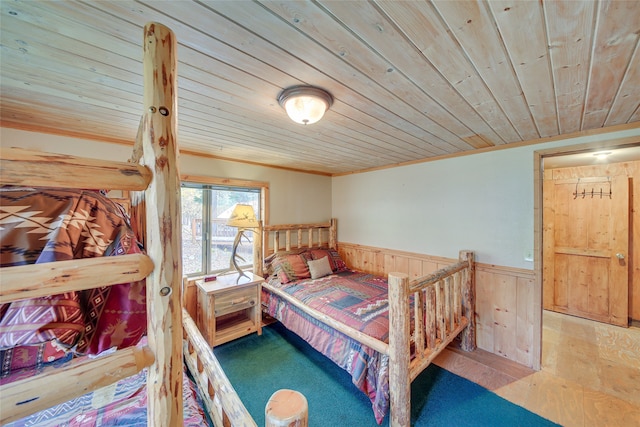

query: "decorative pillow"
xmin=308 ymin=248 xmax=347 ymax=272
xmin=271 ymin=253 xmax=311 ymax=284
xmin=263 ymin=249 xmax=310 ymax=278
xmin=307 ymin=256 xmax=333 ymax=279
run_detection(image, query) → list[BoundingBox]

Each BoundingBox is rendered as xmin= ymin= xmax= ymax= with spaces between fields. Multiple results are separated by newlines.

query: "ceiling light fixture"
xmin=593 ymin=151 xmax=611 ymax=160
xmin=277 ymin=85 xmax=333 ymax=125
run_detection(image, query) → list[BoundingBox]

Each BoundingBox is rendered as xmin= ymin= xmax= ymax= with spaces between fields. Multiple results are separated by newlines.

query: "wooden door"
xmin=543 ymin=175 xmax=629 ymax=326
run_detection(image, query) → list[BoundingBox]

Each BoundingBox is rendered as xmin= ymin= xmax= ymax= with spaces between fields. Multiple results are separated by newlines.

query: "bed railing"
xmin=0 ymin=148 xmax=158 ymax=424
xmin=182 ymin=309 xmax=257 ymax=427
xmin=387 ymin=250 xmax=475 ymax=427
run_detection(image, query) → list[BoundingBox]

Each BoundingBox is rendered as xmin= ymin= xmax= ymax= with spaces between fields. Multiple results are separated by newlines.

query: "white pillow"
xmin=307 ymin=256 xmax=333 ymax=279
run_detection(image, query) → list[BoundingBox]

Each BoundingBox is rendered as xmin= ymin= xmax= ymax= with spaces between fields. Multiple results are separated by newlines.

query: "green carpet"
xmin=214 ymin=323 xmax=560 ymax=426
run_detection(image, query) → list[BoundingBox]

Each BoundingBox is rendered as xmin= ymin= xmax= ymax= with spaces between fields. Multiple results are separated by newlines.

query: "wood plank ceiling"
xmin=1 ymin=1 xmax=639 ymax=175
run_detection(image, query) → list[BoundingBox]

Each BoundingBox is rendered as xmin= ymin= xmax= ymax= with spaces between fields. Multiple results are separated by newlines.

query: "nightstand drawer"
xmin=214 ymin=287 xmax=258 ymax=316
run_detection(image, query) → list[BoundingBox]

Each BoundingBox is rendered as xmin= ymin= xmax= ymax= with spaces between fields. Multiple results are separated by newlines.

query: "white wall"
xmin=332 ymin=128 xmax=640 ymax=269
xmin=1 ymin=128 xmax=332 ymax=225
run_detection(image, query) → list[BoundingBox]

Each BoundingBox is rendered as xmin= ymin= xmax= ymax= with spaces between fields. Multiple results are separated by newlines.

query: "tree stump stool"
xmin=265 ymin=389 xmax=308 ymax=427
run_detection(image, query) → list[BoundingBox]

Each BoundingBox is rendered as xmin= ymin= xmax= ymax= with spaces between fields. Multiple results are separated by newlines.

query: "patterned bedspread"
xmin=3 ymin=340 xmax=210 ymax=427
xmin=0 ymin=188 xmax=147 ymax=375
xmin=262 ymin=270 xmax=392 ymax=424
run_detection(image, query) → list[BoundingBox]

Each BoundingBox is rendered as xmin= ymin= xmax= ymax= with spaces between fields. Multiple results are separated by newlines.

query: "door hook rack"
xmin=573 ymin=177 xmax=612 ymax=200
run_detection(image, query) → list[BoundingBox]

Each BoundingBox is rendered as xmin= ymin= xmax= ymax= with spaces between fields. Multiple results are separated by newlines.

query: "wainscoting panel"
xmin=338 ymin=242 xmax=537 ymax=368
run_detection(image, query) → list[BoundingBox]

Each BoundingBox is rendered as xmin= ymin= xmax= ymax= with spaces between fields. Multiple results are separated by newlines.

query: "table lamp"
xmin=226 ymin=204 xmax=259 ymax=279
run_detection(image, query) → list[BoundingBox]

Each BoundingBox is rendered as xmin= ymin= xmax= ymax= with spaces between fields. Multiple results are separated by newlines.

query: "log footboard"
xmin=388 ymin=250 xmax=475 ymax=427
xmin=182 ymin=308 xmax=257 ymax=427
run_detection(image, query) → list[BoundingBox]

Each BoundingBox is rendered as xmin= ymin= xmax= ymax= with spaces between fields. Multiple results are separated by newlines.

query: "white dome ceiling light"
xmin=277 ymin=85 xmax=333 ymax=125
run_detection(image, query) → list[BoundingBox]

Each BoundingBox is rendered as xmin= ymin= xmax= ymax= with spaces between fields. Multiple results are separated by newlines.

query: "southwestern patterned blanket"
xmin=0 ymin=187 xmax=146 ymax=378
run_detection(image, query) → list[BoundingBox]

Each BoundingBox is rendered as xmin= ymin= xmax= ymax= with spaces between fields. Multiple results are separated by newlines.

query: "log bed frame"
xmin=256 ymin=219 xmax=476 ymax=427
xmin=0 ymin=22 xmax=255 ymax=427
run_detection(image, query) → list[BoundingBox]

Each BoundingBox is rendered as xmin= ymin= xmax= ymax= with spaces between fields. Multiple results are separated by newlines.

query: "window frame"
xmin=180 ymin=175 xmax=269 ymax=278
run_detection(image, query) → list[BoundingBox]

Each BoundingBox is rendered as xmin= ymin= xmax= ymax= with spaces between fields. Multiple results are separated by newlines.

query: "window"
xmin=181 ymin=180 xmax=264 ymax=277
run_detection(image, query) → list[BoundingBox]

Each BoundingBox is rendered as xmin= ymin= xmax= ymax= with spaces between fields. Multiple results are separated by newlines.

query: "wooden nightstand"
xmin=196 ymin=272 xmax=263 ymax=347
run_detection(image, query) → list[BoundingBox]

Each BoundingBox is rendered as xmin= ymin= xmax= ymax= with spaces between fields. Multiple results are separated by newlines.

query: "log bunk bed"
xmin=0 ymin=23 xmax=255 ymax=427
xmin=256 ymin=220 xmax=476 ymax=427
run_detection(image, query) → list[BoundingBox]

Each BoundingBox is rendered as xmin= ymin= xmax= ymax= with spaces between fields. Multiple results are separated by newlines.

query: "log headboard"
xmin=255 ymin=218 xmax=337 ymax=277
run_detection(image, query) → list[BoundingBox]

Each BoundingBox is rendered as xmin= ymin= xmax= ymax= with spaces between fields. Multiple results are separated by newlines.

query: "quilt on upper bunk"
xmin=0 ymin=187 xmax=146 ymax=376
xmin=260 ymin=248 xmax=392 ymax=424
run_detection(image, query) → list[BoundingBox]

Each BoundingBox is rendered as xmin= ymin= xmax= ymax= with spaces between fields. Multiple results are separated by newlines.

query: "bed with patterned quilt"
xmin=257 ymin=220 xmax=476 ymax=427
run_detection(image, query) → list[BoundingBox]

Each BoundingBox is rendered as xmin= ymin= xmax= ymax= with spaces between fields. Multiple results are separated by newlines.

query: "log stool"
xmin=265 ymin=389 xmax=308 ymax=427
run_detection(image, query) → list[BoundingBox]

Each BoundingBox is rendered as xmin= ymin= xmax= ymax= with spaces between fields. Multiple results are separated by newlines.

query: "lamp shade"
xmin=278 ymin=86 xmax=333 ymax=125
xmin=227 ymin=204 xmax=259 ymax=228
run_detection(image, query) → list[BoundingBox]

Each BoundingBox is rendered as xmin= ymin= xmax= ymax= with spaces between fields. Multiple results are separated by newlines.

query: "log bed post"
xmin=387 ymin=272 xmax=411 ymax=427
xmin=459 ymin=250 xmax=476 ymax=352
xmin=139 ymin=22 xmax=183 ymax=427
xmin=329 ymin=218 xmax=337 ymax=249
xmin=254 ymin=221 xmax=264 ymax=277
